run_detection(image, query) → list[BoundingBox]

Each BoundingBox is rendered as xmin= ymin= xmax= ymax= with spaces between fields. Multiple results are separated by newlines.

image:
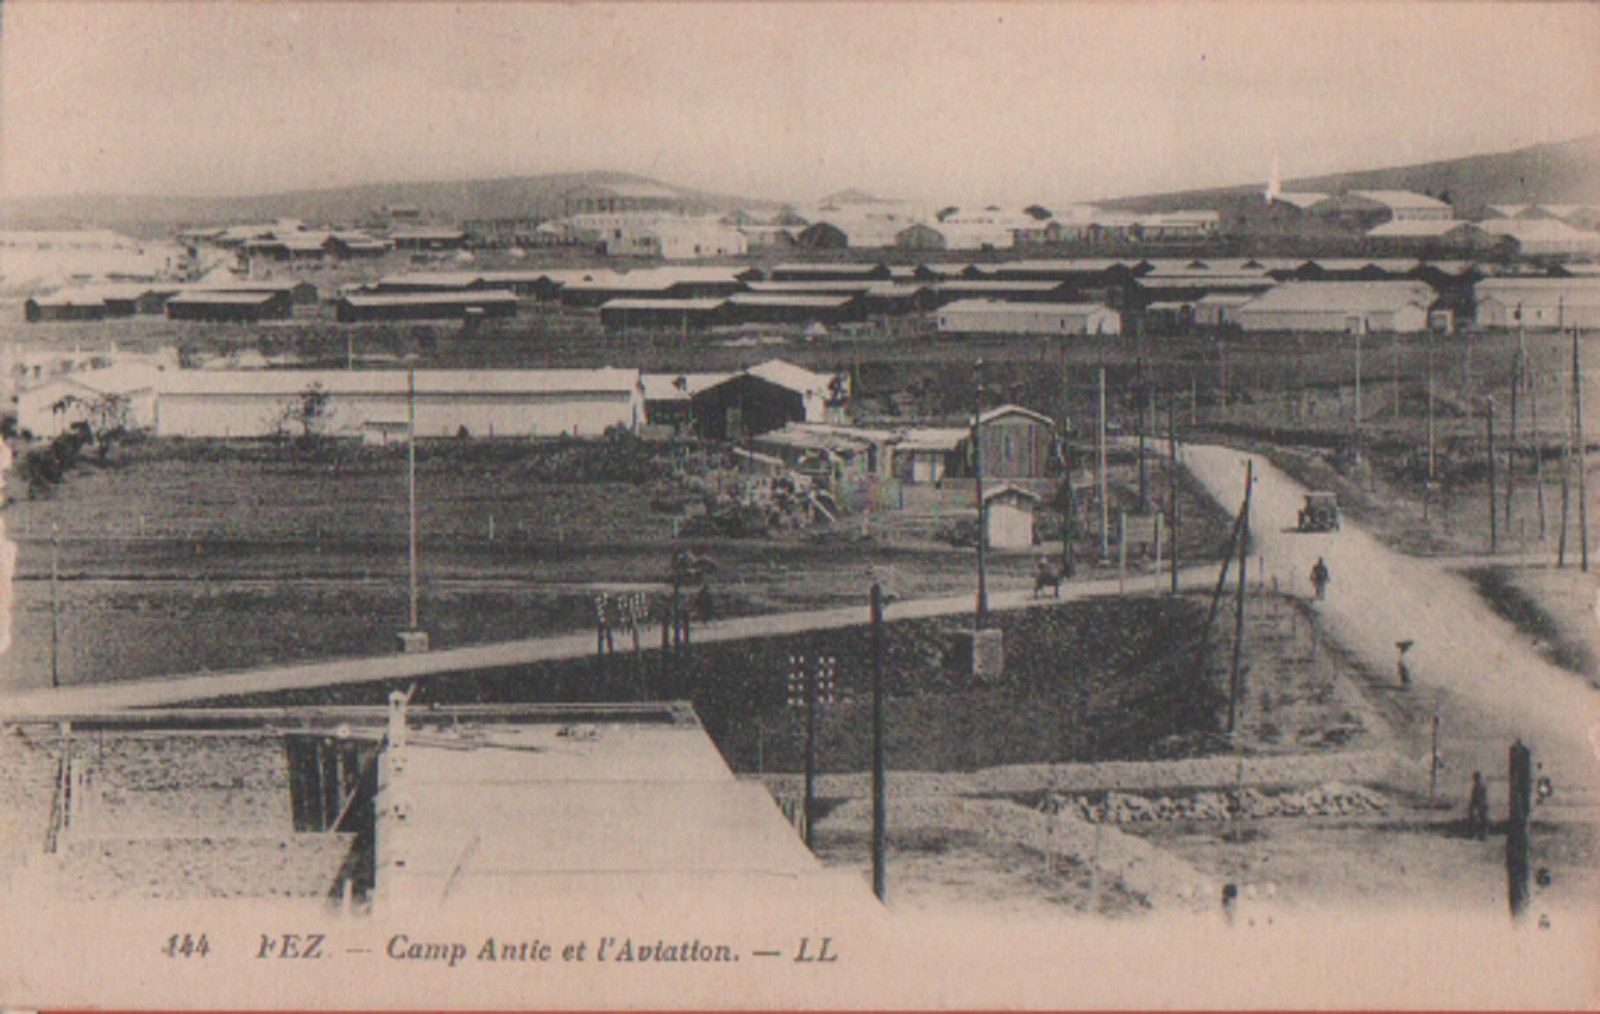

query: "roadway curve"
xmin=1183 ymin=442 xmax=1600 ymax=779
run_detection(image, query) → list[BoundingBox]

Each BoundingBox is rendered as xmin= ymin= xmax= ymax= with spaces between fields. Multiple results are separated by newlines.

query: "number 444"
xmin=162 ymin=933 xmax=211 ymax=958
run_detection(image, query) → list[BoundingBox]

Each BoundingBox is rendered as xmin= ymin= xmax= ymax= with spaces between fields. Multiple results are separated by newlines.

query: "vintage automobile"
xmin=1297 ymin=491 xmax=1341 ymax=532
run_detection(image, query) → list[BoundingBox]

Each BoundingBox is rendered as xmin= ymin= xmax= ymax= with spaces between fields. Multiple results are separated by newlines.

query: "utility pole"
xmin=1354 ymin=330 xmax=1363 ymax=437
xmin=1428 ymin=714 xmax=1440 ymax=808
xmin=1228 ymin=461 xmax=1252 ymax=736
xmin=407 ymin=367 xmax=420 ymax=631
xmin=1136 ymin=359 xmax=1148 ymax=506
xmin=1560 ymin=383 xmax=1573 ymax=569
xmin=804 ymin=656 xmax=818 ymax=850
xmin=1487 ymin=395 xmax=1498 ymax=555
xmin=1426 ymin=330 xmax=1436 ymax=480
xmin=1531 ymin=341 xmax=1547 ymax=540
xmin=1507 ymin=739 xmax=1532 ymax=921
xmin=870 ymin=582 xmax=887 ymax=902
xmin=974 ymin=358 xmax=989 ymax=627
xmin=1575 ymin=327 xmax=1589 ymax=572
xmin=1168 ymin=388 xmax=1180 ymax=595
xmin=1060 ymin=358 xmax=1076 ymax=578
xmin=1507 ymin=328 xmax=1521 ymax=531
xmin=50 ymin=523 xmax=60 ymax=689
xmin=1392 ymin=336 xmax=1402 ymax=420
xmin=1097 ymin=366 xmax=1109 ymax=559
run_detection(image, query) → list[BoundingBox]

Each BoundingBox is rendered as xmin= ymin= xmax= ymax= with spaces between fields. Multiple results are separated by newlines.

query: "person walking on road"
xmin=1309 ymin=557 xmax=1331 ymax=601
xmin=1467 ymin=770 xmax=1490 ymax=840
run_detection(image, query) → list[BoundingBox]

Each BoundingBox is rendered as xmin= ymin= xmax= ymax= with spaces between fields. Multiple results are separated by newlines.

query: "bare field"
xmin=1 ymin=435 xmax=1232 ymax=689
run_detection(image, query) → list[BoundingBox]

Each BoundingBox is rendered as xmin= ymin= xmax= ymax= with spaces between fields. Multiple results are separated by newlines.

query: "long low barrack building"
xmin=166 ymin=290 xmax=294 ymax=322
xmin=155 ymin=367 xmax=644 ymax=439
xmin=335 ymin=290 xmax=520 ymax=323
xmin=599 ymin=297 xmax=728 ymax=332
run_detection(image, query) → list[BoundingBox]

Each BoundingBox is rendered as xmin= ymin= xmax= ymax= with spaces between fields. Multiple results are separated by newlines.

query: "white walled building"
xmin=745 ymin=359 xmax=846 ymax=424
xmin=626 ymin=219 xmax=750 ymax=260
xmin=1233 ymin=282 xmax=1434 ymax=334
xmin=155 ymin=369 xmax=644 ymax=439
xmin=936 ymin=299 xmax=1122 ymax=336
xmin=1474 ymin=278 xmax=1600 ymax=330
xmin=17 ymin=362 xmax=164 ymax=440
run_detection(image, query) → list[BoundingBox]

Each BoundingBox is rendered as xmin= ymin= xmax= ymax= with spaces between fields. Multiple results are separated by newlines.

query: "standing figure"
xmin=1309 ymin=557 xmax=1331 ymax=601
xmin=695 ymin=582 xmax=716 ymax=627
xmin=1395 ymin=639 xmax=1414 ymax=689
xmin=1467 ymin=770 xmax=1490 ymax=841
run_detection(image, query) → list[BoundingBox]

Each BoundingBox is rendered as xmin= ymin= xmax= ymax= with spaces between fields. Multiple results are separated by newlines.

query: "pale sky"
xmin=2 ymin=3 xmax=1597 ymax=206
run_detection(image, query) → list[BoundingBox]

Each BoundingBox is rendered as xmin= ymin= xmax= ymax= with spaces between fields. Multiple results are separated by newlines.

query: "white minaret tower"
xmin=1264 ymin=155 xmax=1282 ymax=204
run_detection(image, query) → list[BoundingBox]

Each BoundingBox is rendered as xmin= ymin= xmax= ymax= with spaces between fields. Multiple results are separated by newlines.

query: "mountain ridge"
xmin=1096 ymin=135 xmax=1600 ymax=214
xmin=0 ymin=171 xmax=777 ymax=232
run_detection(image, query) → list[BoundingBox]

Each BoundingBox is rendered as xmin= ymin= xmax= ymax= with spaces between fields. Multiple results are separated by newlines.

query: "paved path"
xmin=0 ymin=565 xmax=1211 ymax=718
xmin=1182 ymin=444 xmax=1600 ymax=777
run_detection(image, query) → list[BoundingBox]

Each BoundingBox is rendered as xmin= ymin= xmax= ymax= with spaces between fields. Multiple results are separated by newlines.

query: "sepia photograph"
xmin=0 ymin=2 xmax=1598 ymax=1008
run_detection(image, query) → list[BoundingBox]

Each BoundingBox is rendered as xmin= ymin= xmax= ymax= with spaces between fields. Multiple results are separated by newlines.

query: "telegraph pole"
xmin=407 ymin=367 xmax=419 ymax=630
xmin=1060 ymin=357 xmax=1076 ymax=578
xmin=1560 ymin=382 xmax=1573 ymax=568
xmin=1576 ymin=327 xmax=1589 ymax=572
xmin=1392 ymin=336 xmax=1402 ymax=419
xmin=1531 ymin=340 xmax=1547 ymax=540
xmin=1487 ymin=395 xmax=1498 ymax=555
xmin=803 ymin=657 xmax=818 ymax=850
xmin=50 ymin=523 xmax=60 ymax=689
xmin=870 ymin=582 xmax=887 ymax=902
xmin=1136 ymin=359 xmax=1148 ymax=506
xmin=1507 ymin=739 xmax=1533 ymax=921
xmin=1354 ymin=330 xmax=1363 ymax=436
xmin=1507 ymin=326 xmax=1522 ymax=531
xmin=1426 ymin=330 xmax=1436 ymax=480
xmin=974 ymin=358 xmax=989 ymax=627
xmin=1168 ymin=388 xmax=1180 ymax=595
xmin=1228 ymin=461 xmax=1252 ymax=736
xmin=1097 ymin=366 xmax=1109 ymax=558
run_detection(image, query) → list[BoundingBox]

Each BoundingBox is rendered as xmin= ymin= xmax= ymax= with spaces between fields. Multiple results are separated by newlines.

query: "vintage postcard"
xmin=1 ymin=2 xmax=1598 ymax=1009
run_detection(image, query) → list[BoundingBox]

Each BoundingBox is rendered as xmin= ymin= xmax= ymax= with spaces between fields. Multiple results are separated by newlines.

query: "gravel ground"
xmin=756 ymin=748 xmax=1420 ymax=800
xmin=819 ymin=795 xmax=1214 ymax=912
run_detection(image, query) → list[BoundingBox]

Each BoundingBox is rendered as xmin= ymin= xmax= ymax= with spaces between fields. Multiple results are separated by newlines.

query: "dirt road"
xmin=1183 ymin=443 xmax=1600 ymax=783
xmin=0 ymin=564 xmax=1214 ymax=717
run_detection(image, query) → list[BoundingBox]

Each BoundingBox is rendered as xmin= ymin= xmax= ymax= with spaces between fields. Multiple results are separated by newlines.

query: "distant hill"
xmin=818 ymin=188 xmax=893 ymax=206
xmin=1099 ymin=135 xmax=1600 ymax=216
xmin=0 ymin=171 xmax=777 ymax=233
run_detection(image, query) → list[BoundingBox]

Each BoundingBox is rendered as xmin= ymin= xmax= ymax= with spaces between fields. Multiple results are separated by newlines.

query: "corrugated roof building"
xmin=1234 ymin=281 xmax=1435 ymax=334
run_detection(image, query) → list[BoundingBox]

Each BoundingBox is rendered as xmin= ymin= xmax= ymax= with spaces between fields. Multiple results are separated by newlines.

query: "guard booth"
xmin=983 ymin=484 xmax=1040 ymax=550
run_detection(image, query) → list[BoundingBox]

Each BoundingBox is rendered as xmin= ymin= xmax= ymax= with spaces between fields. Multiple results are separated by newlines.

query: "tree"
xmin=51 ymin=392 xmax=131 ymax=461
xmin=277 ymin=382 xmax=333 ymax=444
